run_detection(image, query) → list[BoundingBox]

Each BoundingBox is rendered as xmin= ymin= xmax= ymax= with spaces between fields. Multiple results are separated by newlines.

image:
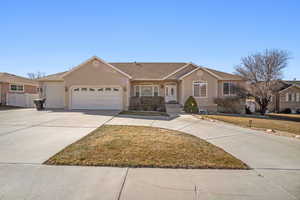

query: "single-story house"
xmin=268 ymin=80 xmax=300 ymax=113
xmin=0 ymin=72 xmax=39 ymax=107
xmin=38 ymin=56 xmax=245 ymax=112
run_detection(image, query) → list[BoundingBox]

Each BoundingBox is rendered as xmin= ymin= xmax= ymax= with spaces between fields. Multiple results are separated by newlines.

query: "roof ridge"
xmin=109 ymin=62 xmax=188 ymax=64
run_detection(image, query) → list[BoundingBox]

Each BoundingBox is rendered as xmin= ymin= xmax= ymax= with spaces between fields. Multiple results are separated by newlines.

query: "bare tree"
xmin=27 ymin=71 xmax=46 ymax=79
xmin=235 ymin=49 xmax=290 ymax=114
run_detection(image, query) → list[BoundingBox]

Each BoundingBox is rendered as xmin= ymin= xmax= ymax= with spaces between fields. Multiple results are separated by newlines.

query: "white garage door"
xmin=71 ymin=86 xmax=122 ymax=110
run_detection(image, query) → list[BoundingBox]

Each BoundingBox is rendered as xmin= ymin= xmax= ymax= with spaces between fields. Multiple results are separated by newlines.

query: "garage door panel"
xmin=71 ymin=86 xmax=122 ymax=110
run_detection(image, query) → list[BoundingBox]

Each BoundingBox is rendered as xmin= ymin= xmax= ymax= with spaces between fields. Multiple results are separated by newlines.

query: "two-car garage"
xmin=70 ymin=86 xmax=123 ymax=110
xmin=39 ymin=57 xmax=130 ymax=110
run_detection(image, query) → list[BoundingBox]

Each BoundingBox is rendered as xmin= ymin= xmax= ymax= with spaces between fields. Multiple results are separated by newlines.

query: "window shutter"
xmin=286 ymin=93 xmax=289 ymax=102
xmin=297 ymin=93 xmax=300 ymax=102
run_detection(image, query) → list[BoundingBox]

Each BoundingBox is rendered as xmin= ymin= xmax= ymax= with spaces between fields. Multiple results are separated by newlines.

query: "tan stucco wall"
xmin=278 ymin=86 xmax=300 ymax=112
xmin=63 ymin=60 xmax=130 ymax=109
xmin=181 ymin=68 xmax=218 ymax=111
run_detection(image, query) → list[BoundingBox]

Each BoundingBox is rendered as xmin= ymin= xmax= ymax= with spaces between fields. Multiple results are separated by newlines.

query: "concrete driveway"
xmin=1 ymin=109 xmax=300 ymax=200
xmin=0 ymin=109 xmax=119 ymax=164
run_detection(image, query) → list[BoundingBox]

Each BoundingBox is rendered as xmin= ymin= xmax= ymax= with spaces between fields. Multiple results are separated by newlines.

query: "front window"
xmin=134 ymin=86 xmax=140 ymax=97
xmin=223 ymin=82 xmax=236 ymax=96
xmin=141 ymin=86 xmax=153 ymax=96
xmin=193 ymin=81 xmax=207 ymax=97
xmin=154 ymin=86 xmax=159 ymax=96
xmin=134 ymin=85 xmax=159 ymax=97
xmin=10 ymin=84 xmax=24 ymax=92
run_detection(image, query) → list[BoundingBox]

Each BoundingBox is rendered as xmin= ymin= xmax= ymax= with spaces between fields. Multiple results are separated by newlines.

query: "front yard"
xmin=200 ymin=114 xmax=300 ymax=136
xmin=45 ymin=125 xmax=248 ymax=169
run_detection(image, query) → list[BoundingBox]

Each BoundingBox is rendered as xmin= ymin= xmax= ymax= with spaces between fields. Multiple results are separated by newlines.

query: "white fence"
xmin=6 ymin=93 xmax=39 ymax=108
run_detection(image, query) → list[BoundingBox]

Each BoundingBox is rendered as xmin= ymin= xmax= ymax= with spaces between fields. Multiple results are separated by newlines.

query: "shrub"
xmin=184 ymin=96 xmax=199 ymax=113
xmin=129 ymin=96 xmax=166 ymax=112
xmin=214 ymin=97 xmax=244 ymax=114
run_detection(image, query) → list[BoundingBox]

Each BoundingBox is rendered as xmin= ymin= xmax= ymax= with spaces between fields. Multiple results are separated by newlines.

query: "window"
xmin=113 ymin=88 xmax=119 ymax=92
xmin=134 ymin=86 xmax=140 ymax=97
xmin=141 ymin=86 xmax=153 ymax=96
xmin=74 ymin=88 xmax=79 ymax=92
xmin=286 ymin=93 xmax=300 ymax=102
xmin=286 ymin=93 xmax=293 ymax=102
xmin=37 ymin=87 xmax=43 ymax=93
xmin=193 ymin=81 xmax=207 ymax=97
xmin=98 ymin=88 xmax=103 ymax=92
xmin=89 ymin=88 xmax=95 ymax=92
xmin=223 ymin=82 xmax=236 ymax=96
xmin=10 ymin=84 xmax=24 ymax=92
xmin=105 ymin=88 xmax=111 ymax=91
xmin=134 ymin=85 xmax=159 ymax=97
xmin=154 ymin=86 xmax=159 ymax=96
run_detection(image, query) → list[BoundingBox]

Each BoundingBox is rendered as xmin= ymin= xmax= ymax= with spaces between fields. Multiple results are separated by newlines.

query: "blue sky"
xmin=0 ymin=0 xmax=299 ymax=80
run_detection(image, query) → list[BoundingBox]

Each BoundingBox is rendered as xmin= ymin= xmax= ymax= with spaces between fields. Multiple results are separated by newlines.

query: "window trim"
xmin=222 ymin=82 xmax=237 ymax=96
xmin=9 ymin=84 xmax=24 ymax=92
xmin=134 ymin=85 xmax=160 ymax=97
xmin=192 ymin=81 xmax=208 ymax=98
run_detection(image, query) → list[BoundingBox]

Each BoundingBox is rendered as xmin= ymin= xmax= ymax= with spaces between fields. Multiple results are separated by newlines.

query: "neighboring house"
xmin=269 ymin=80 xmax=300 ymax=113
xmin=0 ymin=73 xmax=39 ymax=107
xmin=38 ymin=56 xmax=245 ymax=112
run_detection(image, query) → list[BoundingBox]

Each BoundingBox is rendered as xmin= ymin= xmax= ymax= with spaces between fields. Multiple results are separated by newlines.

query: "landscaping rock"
xmin=266 ymin=129 xmax=275 ymax=133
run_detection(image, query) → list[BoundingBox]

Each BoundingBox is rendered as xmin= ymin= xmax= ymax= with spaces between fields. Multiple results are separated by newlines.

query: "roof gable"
xmin=62 ymin=56 xmax=132 ymax=79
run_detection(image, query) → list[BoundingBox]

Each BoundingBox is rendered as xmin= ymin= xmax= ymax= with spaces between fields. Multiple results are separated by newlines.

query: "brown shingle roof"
xmin=38 ymin=61 xmax=244 ymax=81
xmin=203 ymin=68 xmax=244 ymax=80
xmin=284 ymin=80 xmax=300 ymax=86
xmin=37 ymin=71 xmax=67 ymax=81
xmin=0 ymin=72 xmax=38 ymax=85
xmin=110 ymin=62 xmax=188 ymax=79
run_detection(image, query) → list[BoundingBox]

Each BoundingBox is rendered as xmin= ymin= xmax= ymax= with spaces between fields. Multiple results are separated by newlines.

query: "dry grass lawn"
xmin=202 ymin=115 xmax=300 ymax=135
xmin=45 ymin=125 xmax=248 ymax=169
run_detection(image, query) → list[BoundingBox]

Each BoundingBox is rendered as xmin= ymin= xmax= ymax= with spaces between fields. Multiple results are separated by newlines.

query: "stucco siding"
xmin=182 ymin=68 xmax=218 ymax=111
xmin=63 ymin=60 xmax=129 ymax=109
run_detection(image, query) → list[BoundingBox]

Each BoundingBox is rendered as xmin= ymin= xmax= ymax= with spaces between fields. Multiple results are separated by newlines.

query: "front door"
xmin=165 ymin=85 xmax=177 ymax=103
